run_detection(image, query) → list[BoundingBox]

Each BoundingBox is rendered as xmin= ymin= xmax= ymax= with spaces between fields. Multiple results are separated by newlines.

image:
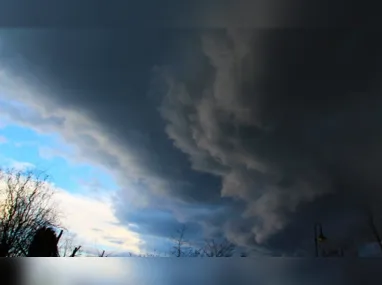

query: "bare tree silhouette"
xmin=98 ymin=249 xmax=113 ymax=257
xmin=171 ymin=224 xmax=187 ymax=257
xmin=57 ymin=231 xmax=84 ymax=257
xmin=0 ymin=168 xmax=61 ymax=257
xmin=169 ymin=225 xmax=236 ymax=257
xmin=69 ymin=246 xmax=81 ymax=257
xmin=202 ymin=239 xmax=235 ymax=257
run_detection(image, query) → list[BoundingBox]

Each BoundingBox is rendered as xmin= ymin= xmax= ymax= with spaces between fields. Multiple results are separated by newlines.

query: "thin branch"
xmin=56 ymin=230 xmax=63 ymax=243
xmin=70 ymin=246 xmax=81 ymax=257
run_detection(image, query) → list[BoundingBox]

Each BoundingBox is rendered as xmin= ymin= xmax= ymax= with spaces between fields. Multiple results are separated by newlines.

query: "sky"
xmin=1 ymin=2 xmax=382 ymax=257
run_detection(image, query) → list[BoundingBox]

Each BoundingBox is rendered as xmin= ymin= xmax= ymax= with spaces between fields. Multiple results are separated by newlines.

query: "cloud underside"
xmin=1 ymin=29 xmax=382 ymax=254
xmin=156 ymin=30 xmax=382 ymax=248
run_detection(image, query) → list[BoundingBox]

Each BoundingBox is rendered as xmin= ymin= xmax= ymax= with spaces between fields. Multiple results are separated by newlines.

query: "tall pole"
xmin=314 ymin=223 xmax=318 ymax=257
xmin=368 ymin=213 xmax=382 ymax=253
xmin=314 ymin=223 xmax=324 ymax=257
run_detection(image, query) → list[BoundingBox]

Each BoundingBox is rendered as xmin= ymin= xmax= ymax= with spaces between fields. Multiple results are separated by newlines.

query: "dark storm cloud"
xmin=156 ymin=27 xmax=382 ymax=252
xmin=118 ymin=208 xmax=198 ymax=239
xmin=2 ymin=1 xmax=382 ymax=256
xmin=1 ymin=0 xmax=376 ymax=28
xmin=0 ymin=0 xmax=195 ymax=28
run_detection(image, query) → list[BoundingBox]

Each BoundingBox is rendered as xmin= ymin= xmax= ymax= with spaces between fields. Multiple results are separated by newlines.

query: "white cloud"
xmin=0 ymin=170 xmax=143 ymax=255
xmin=54 ymin=188 xmax=142 ymax=255
xmin=6 ymin=158 xmax=35 ymax=171
xmin=38 ymin=145 xmax=75 ymax=161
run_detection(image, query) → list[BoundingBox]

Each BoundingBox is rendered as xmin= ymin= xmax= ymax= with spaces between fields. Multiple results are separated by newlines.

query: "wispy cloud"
xmin=0 ymin=136 xmax=7 ymax=144
xmin=6 ymin=158 xmax=35 ymax=171
xmin=38 ymin=145 xmax=74 ymax=161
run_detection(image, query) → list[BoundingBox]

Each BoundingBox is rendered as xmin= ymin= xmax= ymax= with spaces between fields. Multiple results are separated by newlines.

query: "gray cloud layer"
xmin=155 ymin=29 xmax=382 ymax=252
xmin=1 ymin=7 xmax=382 ymax=255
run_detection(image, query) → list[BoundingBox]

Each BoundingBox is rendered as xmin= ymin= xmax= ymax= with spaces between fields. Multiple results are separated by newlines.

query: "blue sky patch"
xmin=0 ymin=124 xmax=118 ymax=194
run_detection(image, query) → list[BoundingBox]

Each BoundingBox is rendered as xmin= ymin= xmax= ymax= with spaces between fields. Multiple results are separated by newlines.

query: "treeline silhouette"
xmin=0 ymin=226 xmax=83 ymax=257
xmin=0 ymin=168 xmax=86 ymax=257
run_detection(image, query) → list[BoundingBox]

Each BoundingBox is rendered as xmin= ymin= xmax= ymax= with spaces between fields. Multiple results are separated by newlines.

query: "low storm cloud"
xmin=1 ymin=1 xmax=382 ymax=256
